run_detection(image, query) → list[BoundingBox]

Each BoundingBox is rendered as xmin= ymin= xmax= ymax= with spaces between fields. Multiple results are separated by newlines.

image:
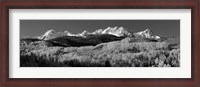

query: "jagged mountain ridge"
xmin=38 ymin=26 xmax=161 ymax=40
xmin=134 ymin=29 xmax=161 ymax=39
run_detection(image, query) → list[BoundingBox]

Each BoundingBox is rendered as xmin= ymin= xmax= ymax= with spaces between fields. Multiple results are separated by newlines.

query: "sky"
xmin=20 ymin=20 xmax=180 ymax=38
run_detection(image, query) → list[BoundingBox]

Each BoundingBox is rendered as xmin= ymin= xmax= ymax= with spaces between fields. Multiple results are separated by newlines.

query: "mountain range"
xmin=38 ymin=26 xmax=161 ymax=40
xmin=20 ymin=26 xmax=172 ymax=48
xmin=20 ymin=26 xmax=180 ymax=67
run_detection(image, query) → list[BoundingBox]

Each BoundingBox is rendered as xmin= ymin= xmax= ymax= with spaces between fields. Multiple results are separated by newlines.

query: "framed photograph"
xmin=1 ymin=0 xmax=199 ymax=87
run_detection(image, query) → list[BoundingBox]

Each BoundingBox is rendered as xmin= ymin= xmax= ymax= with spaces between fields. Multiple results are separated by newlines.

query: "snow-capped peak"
xmin=101 ymin=26 xmax=130 ymax=37
xmin=137 ymin=29 xmax=152 ymax=37
xmin=64 ymin=30 xmax=76 ymax=36
xmin=135 ymin=29 xmax=160 ymax=39
xmin=92 ymin=29 xmax=103 ymax=34
xmin=144 ymin=29 xmax=153 ymax=35
xmin=39 ymin=29 xmax=56 ymax=40
xmin=79 ymin=30 xmax=90 ymax=36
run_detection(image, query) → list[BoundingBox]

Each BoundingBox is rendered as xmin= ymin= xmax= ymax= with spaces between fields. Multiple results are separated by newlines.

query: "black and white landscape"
xmin=20 ymin=20 xmax=180 ymax=67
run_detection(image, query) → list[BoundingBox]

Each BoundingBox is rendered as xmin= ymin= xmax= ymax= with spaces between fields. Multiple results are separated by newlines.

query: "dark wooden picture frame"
xmin=1 ymin=0 xmax=199 ymax=87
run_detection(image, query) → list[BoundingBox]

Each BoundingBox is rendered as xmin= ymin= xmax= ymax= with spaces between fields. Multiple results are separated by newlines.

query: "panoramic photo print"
xmin=20 ymin=20 xmax=180 ymax=67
